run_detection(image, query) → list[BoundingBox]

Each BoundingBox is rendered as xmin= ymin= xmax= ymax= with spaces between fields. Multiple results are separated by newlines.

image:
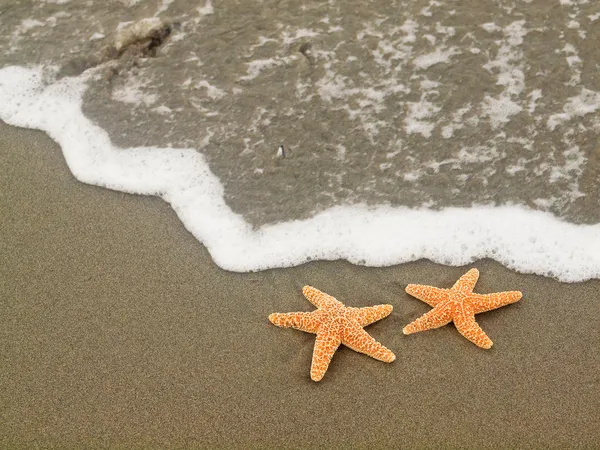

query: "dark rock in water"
xmin=57 ymin=17 xmax=172 ymax=78
xmin=114 ymin=18 xmax=171 ymax=57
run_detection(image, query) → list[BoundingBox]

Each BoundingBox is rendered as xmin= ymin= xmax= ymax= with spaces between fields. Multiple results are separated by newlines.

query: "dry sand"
xmin=1 ymin=120 xmax=599 ymax=448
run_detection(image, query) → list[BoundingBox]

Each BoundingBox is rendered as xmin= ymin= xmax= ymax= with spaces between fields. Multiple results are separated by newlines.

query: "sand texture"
xmin=1 ymin=121 xmax=599 ymax=448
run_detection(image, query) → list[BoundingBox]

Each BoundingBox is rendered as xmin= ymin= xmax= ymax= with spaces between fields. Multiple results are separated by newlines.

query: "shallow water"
xmin=2 ymin=0 xmax=599 ymax=226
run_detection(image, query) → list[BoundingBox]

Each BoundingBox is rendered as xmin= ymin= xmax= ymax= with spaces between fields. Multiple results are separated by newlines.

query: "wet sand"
xmin=1 ymin=120 xmax=599 ymax=448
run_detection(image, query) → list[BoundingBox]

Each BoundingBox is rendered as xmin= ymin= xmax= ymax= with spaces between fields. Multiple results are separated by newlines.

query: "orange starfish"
xmin=403 ymin=268 xmax=522 ymax=349
xmin=269 ymin=286 xmax=396 ymax=381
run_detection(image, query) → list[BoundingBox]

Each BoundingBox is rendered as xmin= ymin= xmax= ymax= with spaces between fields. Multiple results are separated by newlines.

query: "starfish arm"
xmin=302 ymin=285 xmax=343 ymax=309
xmin=472 ymin=291 xmax=523 ymax=314
xmin=405 ymin=285 xmax=451 ymax=307
xmin=454 ymin=313 xmax=493 ymax=349
xmin=268 ymin=312 xmax=319 ymax=334
xmin=311 ymin=332 xmax=341 ymax=381
xmin=342 ymin=324 xmax=396 ymax=363
xmin=348 ymin=304 xmax=393 ymax=327
xmin=402 ymin=306 xmax=452 ymax=335
xmin=452 ymin=268 xmax=480 ymax=293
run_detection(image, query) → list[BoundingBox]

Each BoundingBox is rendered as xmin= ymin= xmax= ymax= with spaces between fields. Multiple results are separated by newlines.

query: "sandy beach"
xmin=1 ymin=120 xmax=599 ymax=448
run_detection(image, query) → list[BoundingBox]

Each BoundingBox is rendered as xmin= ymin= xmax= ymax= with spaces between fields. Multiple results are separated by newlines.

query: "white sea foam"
xmin=197 ymin=0 xmax=214 ymax=16
xmin=413 ymin=46 xmax=458 ymax=70
xmin=240 ymin=58 xmax=284 ymax=81
xmin=480 ymin=21 xmax=527 ymax=129
xmin=194 ymin=80 xmax=226 ymax=100
xmin=1 ymin=65 xmax=600 ymax=282
xmin=547 ymin=89 xmax=600 ymax=131
xmin=111 ymin=75 xmax=158 ymax=106
xmin=404 ymin=96 xmax=440 ymax=138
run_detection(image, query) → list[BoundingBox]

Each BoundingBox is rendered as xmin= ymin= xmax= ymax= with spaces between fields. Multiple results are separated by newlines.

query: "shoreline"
xmin=1 ymin=65 xmax=599 ymax=281
xmin=1 ymin=121 xmax=599 ymax=448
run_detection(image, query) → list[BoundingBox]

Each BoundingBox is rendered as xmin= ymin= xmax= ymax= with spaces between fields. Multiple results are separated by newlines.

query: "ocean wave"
xmin=1 ymin=65 xmax=599 ymax=281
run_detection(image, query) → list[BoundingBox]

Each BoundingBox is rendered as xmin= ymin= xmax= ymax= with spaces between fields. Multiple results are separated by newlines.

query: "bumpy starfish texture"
xmin=269 ymin=286 xmax=396 ymax=381
xmin=403 ymin=268 xmax=522 ymax=349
